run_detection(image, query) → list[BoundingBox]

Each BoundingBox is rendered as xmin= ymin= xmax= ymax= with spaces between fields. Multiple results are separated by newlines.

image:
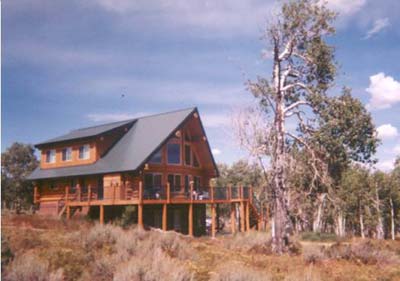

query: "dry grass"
xmin=2 ymin=214 xmax=400 ymax=281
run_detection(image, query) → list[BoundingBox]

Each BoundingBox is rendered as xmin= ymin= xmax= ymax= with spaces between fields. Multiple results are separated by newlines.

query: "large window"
xmin=62 ymin=147 xmax=72 ymax=161
xmin=167 ymin=143 xmax=180 ymax=164
xmin=79 ymin=144 xmax=90 ymax=160
xmin=184 ymin=175 xmax=190 ymax=193
xmin=149 ymin=148 xmax=162 ymax=164
xmin=46 ymin=149 xmax=56 ymax=163
xmin=168 ymin=174 xmax=181 ymax=192
xmin=144 ymin=173 xmax=162 ymax=189
xmin=194 ymin=176 xmax=201 ymax=190
xmin=193 ymin=153 xmax=200 ymax=167
xmin=184 ymin=145 xmax=191 ymax=166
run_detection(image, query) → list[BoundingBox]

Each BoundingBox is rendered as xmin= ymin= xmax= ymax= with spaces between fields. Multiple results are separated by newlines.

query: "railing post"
xmin=230 ymin=203 xmax=236 ymax=234
xmin=228 ymin=184 xmax=232 ymax=201
xmin=239 ymin=184 xmax=243 ymax=199
xmin=77 ymin=184 xmax=81 ymax=202
xmin=65 ymin=186 xmax=69 ymax=204
xmin=250 ymin=186 xmax=253 ymax=204
xmin=34 ymin=186 xmax=38 ymax=204
xmin=139 ymin=181 xmax=143 ymax=203
xmin=246 ymin=202 xmax=250 ymax=231
xmin=240 ymin=201 xmax=245 ymax=232
xmin=190 ymin=182 xmax=194 ymax=202
xmin=211 ymin=203 xmax=216 ymax=238
xmin=162 ymin=204 xmax=167 ymax=231
xmin=167 ymin=182 xmax=171 ymax=203
xmin=211 ymin=185 xmax=214 ymax=202
xmin=88 ymin=184 xmax=92 ymax=205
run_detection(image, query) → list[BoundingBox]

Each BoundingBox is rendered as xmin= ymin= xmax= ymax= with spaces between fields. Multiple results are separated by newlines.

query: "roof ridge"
xmin=73 ymin=107 xmax=196 ymax=131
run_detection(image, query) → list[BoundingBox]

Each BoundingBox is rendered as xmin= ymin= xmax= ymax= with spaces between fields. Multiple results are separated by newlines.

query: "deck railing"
xmin=55 ymin=184 xmax=254 ymax=205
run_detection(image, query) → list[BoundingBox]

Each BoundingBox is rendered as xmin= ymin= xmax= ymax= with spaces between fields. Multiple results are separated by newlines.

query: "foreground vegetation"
xmin=2 ymin=213 xmax=400 ymax=281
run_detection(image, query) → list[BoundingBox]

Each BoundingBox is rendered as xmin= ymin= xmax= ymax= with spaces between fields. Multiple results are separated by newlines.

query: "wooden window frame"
xmin=168 ymin=173 xmax=182 ymax=192
xmin=46 ymin=149 xmax=56 ymax=163
xmin=78 ymin=144 xmax=90 ymax=160
xmin=62 ymin=147 xmax=72 ymax=162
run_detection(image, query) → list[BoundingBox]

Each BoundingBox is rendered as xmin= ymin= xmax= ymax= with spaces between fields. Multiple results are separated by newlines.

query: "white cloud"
xmin=394 ymin=144 xmax=400 ymax=154
xmin=363 ymin=18 xmax=390 ymax=39
xmin=376 ymin=124 xmax=399 ymax=140
xmin=326 ymin=0 xmax=366 ymax=16
xmin=375 ymin=159 xmax=395 ymax=171
xmin=86 ymin=112 xmax=149 ymax=122
xmin=366 ymin=73 xmax=400 ymax=109
xmin=212 ymin=148 xmax=222 ymax=155
xmin=90 ymin=0 xmax=276 ymax=36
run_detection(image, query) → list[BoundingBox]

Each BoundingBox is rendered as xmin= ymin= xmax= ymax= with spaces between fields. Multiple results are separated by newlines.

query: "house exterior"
xmin=28 ymin=108 xmax=260 ymax=236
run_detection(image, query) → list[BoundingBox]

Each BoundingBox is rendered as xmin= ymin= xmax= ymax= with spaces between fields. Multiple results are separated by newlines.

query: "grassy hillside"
xmin=2 ymin=213 xmax=400 ymax=281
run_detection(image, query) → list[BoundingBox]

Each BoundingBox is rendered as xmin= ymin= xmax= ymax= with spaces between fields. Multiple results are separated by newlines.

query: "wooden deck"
xmin=34 ymin=184 xmax=261 ymax=237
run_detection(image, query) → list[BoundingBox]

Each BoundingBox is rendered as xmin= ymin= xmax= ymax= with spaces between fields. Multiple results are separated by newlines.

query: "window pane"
xmin=175 ymin=175 xmax=181 ymax=191
xmin=167 ymin=143 xmax=180 ymax=164
xmin=184 ymin=175 xmax=190 ymax=193
xmin=185 ymin=145 xmax=191 ymax=165
xmin=47 ymin=150 xmax=56 ymax=163
xmin=144 ymin=174 xmax=153 ymax=188
xmin=149 ymin=148 xmax=162 ymax=164
xmin=62 ymin=148 xmax=72 ymax=161
xmin=154 ymin=174 xmax=162 ymax=188
xmin=79 ymin=145 xmax=90 ymax=159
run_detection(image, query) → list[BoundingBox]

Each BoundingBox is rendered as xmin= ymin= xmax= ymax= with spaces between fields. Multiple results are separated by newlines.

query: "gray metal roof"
xmin=35 ymin=119 xmax=135 ymax=147
xmin=28 ymin=108 xmax=202 ymax=180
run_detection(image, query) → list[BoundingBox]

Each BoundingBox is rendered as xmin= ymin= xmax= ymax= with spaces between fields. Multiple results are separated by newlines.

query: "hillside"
xmin=2 ymin=213 xmax=400 ymax=281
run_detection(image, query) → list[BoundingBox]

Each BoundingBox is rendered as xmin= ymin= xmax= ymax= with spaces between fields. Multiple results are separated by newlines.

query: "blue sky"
xmin=2 ymin=0 xmax=400 ymax=170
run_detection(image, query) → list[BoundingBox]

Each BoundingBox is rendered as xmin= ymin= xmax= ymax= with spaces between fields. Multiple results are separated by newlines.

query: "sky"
xmin=2 ymin=0 xmax=400 ymax=170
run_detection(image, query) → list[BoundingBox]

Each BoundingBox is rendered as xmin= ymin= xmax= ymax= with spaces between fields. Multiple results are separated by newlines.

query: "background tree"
xmin=1 ymin=142 xmax=38 ymax=209
xmin=242 ymin=0 xmax=378 ymax=252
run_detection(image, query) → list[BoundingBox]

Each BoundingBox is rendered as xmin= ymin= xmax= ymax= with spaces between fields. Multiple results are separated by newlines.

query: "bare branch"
xmin=284 ymin=100 xmax=311 ymax=114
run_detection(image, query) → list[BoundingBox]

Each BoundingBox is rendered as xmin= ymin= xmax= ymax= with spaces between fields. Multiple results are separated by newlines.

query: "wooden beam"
xmin=66 ymin=206 xmax=71 ymax=219
xmin=188 ymin=203 xmax=193 ymax=236
xmin=246 ymin=202 xmax=250 ymax=232
xmin=99 ymin=205 xmax=104 ymax=224
xmin=162 ymin=204 xmax=167 ymax=231
xmin=138 ymin=204 xmax=143 ymax=228
xmin=211 ymin=203 xmax=216 ymax=238
xmin=240 ymin=201 xmax=245 ymax=232
xmin=230 ymin=203 xmax=236 ymax=234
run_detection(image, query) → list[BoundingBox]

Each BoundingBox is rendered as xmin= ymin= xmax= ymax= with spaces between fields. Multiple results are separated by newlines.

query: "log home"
xmin=28 ymin=108 xmax=260 ymax=236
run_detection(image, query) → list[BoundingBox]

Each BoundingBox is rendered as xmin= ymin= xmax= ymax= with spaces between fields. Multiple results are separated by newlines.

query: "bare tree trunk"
xmin=359 ymin=204 xmax=365 ymax=239
xmin=390 ymin=197 xmax=395 ymax=241
xmin=335 ymin=211 xmax=346 ymax=237
xmin=313 ymin=193 xmax=326 ymax=233
xmin=375 ymin=187 xmax=384 ymax=240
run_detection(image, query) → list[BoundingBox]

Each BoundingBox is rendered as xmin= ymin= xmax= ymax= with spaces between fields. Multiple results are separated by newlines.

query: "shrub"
xmin=223 ymin=231 xmax=272 ymax=254
xmin=1 ymin=235 xmax=14 ymax=270
xmin=303 ymin=245 xmax=327 ymax=264
xmin=300 ymin=232 xmax=339 ymax=242
xmin=113 ymin=248 xmax=194 ymax=281
xmin=5 ymin=252 xmax=49 ymax=281
xmin=211 ymin=260 xmax=268 ymax=281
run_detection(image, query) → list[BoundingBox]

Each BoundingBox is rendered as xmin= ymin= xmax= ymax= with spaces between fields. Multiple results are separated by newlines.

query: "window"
xmin=149 ymin=148 xmax=162 ymax=164
xmin=194 ymin=176 xmax=201 ymax=190
xmin=79 ymin=144 xmax=90 ymax=160
xmin=184 ymin=145 xmax=191 ymax=166
xmin=193 ymin=153 xmax=200 ymax=167
xmin=168 ymin=174 xmax=181 ymax=192
xmin=46 ymin=149 xmax=56 ymax=163
xmin=167 ymin=143 xmax=180 ymax=164
xmin=144 ymin=173 xmax=162 ymax=190
xmin=62 ymin=147 xmax=72 ymax=161
xmin=184 ymin=175 xmax=190 ymax=193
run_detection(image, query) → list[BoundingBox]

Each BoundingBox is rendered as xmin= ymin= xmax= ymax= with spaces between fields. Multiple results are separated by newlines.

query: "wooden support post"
xmin=66 ymin=206 xmax=71 ymax=219
xmin=188 ymin=204 xmax=193 ymax=236
xmin=99 ymin=205 xmax=104 ymax=224
xmin=167 ymin=182 xmax=171 ymax=203
xmin=138 ymin=181 xmax=144 ymax=228
xmin=34 ymin=186 xmax=38 ymax=204
xmin=162 ymin=204 xmax=167 ymax=231
xmin=230 ymin=203 xmax=236 ymax=234
xmin=138 ymin=204 xmax=143 ymax=228
xmin=216 ymin=204 xmax=220 ymax=230
xmin=77 ymin=184 xmax=81 ymax=202
xmin=228 ymin=184 xmax=232 ymax=201
xmin=250 ymin=186 xmax=253 ymax=204
xmin=211 ymin=185 xmax=214 ymax=202
xmin=211 ymin=204 xmax=216 ymax=238
xmin=240 ymin=201 xmax=245 ymax=232
xmin=246 ymin=202 xmax=250 ymax=231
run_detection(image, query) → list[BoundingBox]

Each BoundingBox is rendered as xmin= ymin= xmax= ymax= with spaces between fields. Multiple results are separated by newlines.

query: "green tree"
xmin=1 ymin=142 xmax=38 ymax=209
xmin=244 ymin=0 xmax=378 ymax=251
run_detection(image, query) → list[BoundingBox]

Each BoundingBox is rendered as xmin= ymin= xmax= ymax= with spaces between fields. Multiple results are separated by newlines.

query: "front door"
xmin=97 ymin=177 xmax=104 ymax=200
